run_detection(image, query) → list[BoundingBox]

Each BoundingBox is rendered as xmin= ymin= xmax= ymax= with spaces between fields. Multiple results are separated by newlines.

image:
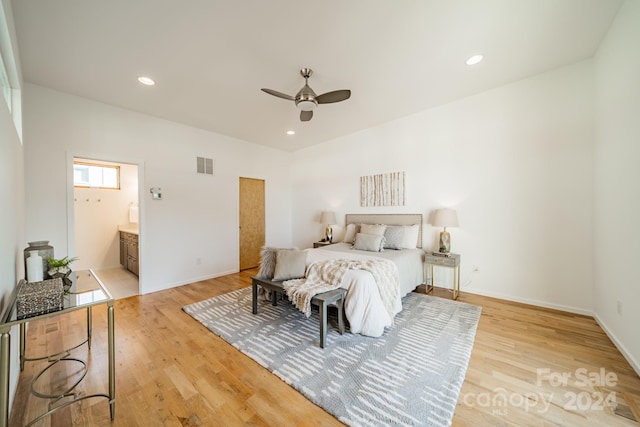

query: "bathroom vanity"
xmin=118 ymin=227 xmax=139 ymax=276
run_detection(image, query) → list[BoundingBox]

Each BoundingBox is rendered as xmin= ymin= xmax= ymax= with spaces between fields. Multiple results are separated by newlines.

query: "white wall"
xmin=292 ymin=60 xmax=595 ymax=314
xmin=593 ymin=0 xmax=640 ymax=374
xmin=0 ymin=0 xmax=24 ymax=412
xmin=0 ymin=100 xmax=24 ymax=288
xmin=0 ymin=78 xmax=23 ymax=422
xmin=23 ymin=84 xmax=293 ymax=294
xmin=74 ymin=161 xmax=138 ymax=271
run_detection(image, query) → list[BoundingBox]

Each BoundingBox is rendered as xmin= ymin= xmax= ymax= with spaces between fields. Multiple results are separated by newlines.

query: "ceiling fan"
xmin=261 ymin=68 xmax=351 ymax=122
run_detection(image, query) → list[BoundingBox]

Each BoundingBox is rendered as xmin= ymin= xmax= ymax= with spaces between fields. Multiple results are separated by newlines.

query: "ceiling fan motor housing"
xmin=295 ymin=72 xmax=318 ymax=111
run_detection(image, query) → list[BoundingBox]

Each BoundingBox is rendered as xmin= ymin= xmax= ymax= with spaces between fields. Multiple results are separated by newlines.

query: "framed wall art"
xmin=360 ymin=171 xmax=405 ymax=207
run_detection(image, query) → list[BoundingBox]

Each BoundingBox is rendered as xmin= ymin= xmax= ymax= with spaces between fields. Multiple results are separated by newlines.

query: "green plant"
xmin=48 ymin=256 xmax=78 ymax=269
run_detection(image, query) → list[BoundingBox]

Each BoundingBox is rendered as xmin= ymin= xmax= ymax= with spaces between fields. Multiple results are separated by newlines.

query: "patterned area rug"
xmin=183 ymin=287 xmax=481 ymax=427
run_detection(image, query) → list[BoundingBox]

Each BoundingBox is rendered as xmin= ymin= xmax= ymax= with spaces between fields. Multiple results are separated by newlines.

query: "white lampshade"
xmin=319 ymin=211 xmax=337 ymax=225
xmin=432 ymin=208 xmax=459 ymax=228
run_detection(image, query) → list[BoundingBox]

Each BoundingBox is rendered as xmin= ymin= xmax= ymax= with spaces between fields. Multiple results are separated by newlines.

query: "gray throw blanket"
xmin=282 ymin=258 xmax=400 ymax=318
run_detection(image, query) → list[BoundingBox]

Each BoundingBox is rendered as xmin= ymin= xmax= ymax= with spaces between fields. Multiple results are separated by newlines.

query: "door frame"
xmin=65 ymin=151 xmax=145 ymax=292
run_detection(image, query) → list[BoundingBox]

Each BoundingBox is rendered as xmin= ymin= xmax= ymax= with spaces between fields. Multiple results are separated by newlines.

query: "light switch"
xmin=150 ymin=187 xmax=162 ymax=200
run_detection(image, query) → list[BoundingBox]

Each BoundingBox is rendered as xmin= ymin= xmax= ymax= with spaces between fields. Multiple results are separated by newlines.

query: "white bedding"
xmin=303 ymin=243 xmax=424 ymax=337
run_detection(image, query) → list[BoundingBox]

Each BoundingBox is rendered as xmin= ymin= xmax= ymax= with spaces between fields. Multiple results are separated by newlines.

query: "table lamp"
xmin=319 ymin=211 xmax=337 ymax=243
xmin=432 ymin=208 xmax=458 ymax=253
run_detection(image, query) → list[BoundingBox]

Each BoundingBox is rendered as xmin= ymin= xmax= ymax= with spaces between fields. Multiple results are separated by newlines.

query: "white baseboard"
xmin=593 ymin=313 xmax=640 ymax=377
xmin=461 ymin=287 xmax=593 ymax=316
xmin=462 ymin=287 xmax=640 ymax=377
xmin=140 ymin=269 xmax=238 ymax=295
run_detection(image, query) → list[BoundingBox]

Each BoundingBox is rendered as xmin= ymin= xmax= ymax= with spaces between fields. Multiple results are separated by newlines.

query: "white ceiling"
xmin=10 ymin=0 xmax=622 ymax=152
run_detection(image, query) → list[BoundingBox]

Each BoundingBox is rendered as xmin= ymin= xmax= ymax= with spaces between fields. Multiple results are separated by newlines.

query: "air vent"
xmin=196 ymin=157 xmax=214 ymax=175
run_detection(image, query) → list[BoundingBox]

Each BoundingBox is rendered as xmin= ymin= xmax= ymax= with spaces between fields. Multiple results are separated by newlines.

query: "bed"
xmin=300 ymin=214 xmax=425 ymax=337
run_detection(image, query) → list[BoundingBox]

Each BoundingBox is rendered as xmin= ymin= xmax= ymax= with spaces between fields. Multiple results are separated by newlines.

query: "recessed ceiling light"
xmin=286 ymin=130 xmax=295 ymax=135
xmin=137 ymin=76 xmax=155 ymax=86
xmin=466 ymin=55 xmax=483 ymax=66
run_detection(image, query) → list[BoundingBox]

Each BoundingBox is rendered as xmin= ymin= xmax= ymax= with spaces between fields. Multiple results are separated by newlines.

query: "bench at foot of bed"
xmin=251 ymin=276 xmax=346 ymax=348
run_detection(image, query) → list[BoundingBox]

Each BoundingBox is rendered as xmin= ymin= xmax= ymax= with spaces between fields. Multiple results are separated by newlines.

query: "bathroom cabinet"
xmin=119 ymin=231 xmax=139 ymax=276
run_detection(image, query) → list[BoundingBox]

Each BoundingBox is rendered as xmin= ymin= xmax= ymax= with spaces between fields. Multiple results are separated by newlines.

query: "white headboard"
xmin=345 ymin=213 xmax=423 ymax=248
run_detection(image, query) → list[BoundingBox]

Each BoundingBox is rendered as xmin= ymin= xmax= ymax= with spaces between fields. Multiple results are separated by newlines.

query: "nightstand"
xmin=424 ymin=252 xmax=461 ymax=300
xmin=313 ymin=241 xmax=334 ymax=248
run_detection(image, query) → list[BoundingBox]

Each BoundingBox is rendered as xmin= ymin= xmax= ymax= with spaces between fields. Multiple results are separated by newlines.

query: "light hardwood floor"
xmin=9 ymin=269 xmax=640 ymax=426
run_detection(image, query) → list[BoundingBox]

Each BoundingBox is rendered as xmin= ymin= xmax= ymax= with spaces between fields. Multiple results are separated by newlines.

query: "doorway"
xmin=239 ymin=177 xmax=265 ymax=270
xmin=72 ymin=157 xmax=140 ymax=298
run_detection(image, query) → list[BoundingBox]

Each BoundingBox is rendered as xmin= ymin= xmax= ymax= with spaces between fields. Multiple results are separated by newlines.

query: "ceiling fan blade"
xmin=261 ymin=88 xmax=295 ymax=101
xmin=316 ymin=89 xmax=351 ymax=104
xmin=300 ymin=110 xmax=313 ymax=122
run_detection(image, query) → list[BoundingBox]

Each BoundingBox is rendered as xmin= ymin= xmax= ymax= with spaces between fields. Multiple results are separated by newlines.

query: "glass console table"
xmin=0 ymin=269 xmax=115 ymax=427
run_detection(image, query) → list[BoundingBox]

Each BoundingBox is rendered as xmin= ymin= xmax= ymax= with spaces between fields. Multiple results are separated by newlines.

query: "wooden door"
xmin=239 ymin=177 xmax=265 ymax=270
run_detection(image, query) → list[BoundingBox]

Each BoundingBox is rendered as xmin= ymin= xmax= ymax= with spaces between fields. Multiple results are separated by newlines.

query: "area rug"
xmin=183 ymin=287 xmax=481 ymax=427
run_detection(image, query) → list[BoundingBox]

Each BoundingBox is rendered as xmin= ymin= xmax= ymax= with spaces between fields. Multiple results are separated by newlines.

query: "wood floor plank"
xmin=9 ymin=270 xmax=640 ymax=426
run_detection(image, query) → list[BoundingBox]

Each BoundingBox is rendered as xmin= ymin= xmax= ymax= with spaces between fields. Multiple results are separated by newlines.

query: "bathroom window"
xmin=73 ymin=161 xmax=120 ymax=189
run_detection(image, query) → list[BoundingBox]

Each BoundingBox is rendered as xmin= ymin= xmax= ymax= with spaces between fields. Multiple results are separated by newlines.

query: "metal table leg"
xmin=0 ymin=331 xmax=10 ymax=427
xmin=19 ymin=323 xmax=25 ymax=371
xmin=108 ymin=302 xmax=115 ymax=419
xmin=87 ymin=307 xmax=92 ymax=349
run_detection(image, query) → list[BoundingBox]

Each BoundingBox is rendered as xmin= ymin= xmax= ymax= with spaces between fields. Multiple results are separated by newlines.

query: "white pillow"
xmin=257 ymin=246 xmax=295 ymax=279
xmin=343 ymin=223 xmax=357 ymax=243
xmin=353 ymin=233 xmax=385 ymax=252
xmin=273 ymin=250 xmax=308 ymax=281
xmin=360 ymin=223 xmax=386 ymax=236
xmin=401 ymin=224 xmax=420 ymax=248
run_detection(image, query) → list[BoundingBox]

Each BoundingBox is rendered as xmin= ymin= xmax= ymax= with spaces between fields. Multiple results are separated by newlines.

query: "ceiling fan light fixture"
xmin=296 ymin=100 xmax=317 ymax=111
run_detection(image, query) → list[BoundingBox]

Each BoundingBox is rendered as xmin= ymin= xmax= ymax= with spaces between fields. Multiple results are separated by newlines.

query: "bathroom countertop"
xmin=118 ymin=225 xmax=139 ymax=235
